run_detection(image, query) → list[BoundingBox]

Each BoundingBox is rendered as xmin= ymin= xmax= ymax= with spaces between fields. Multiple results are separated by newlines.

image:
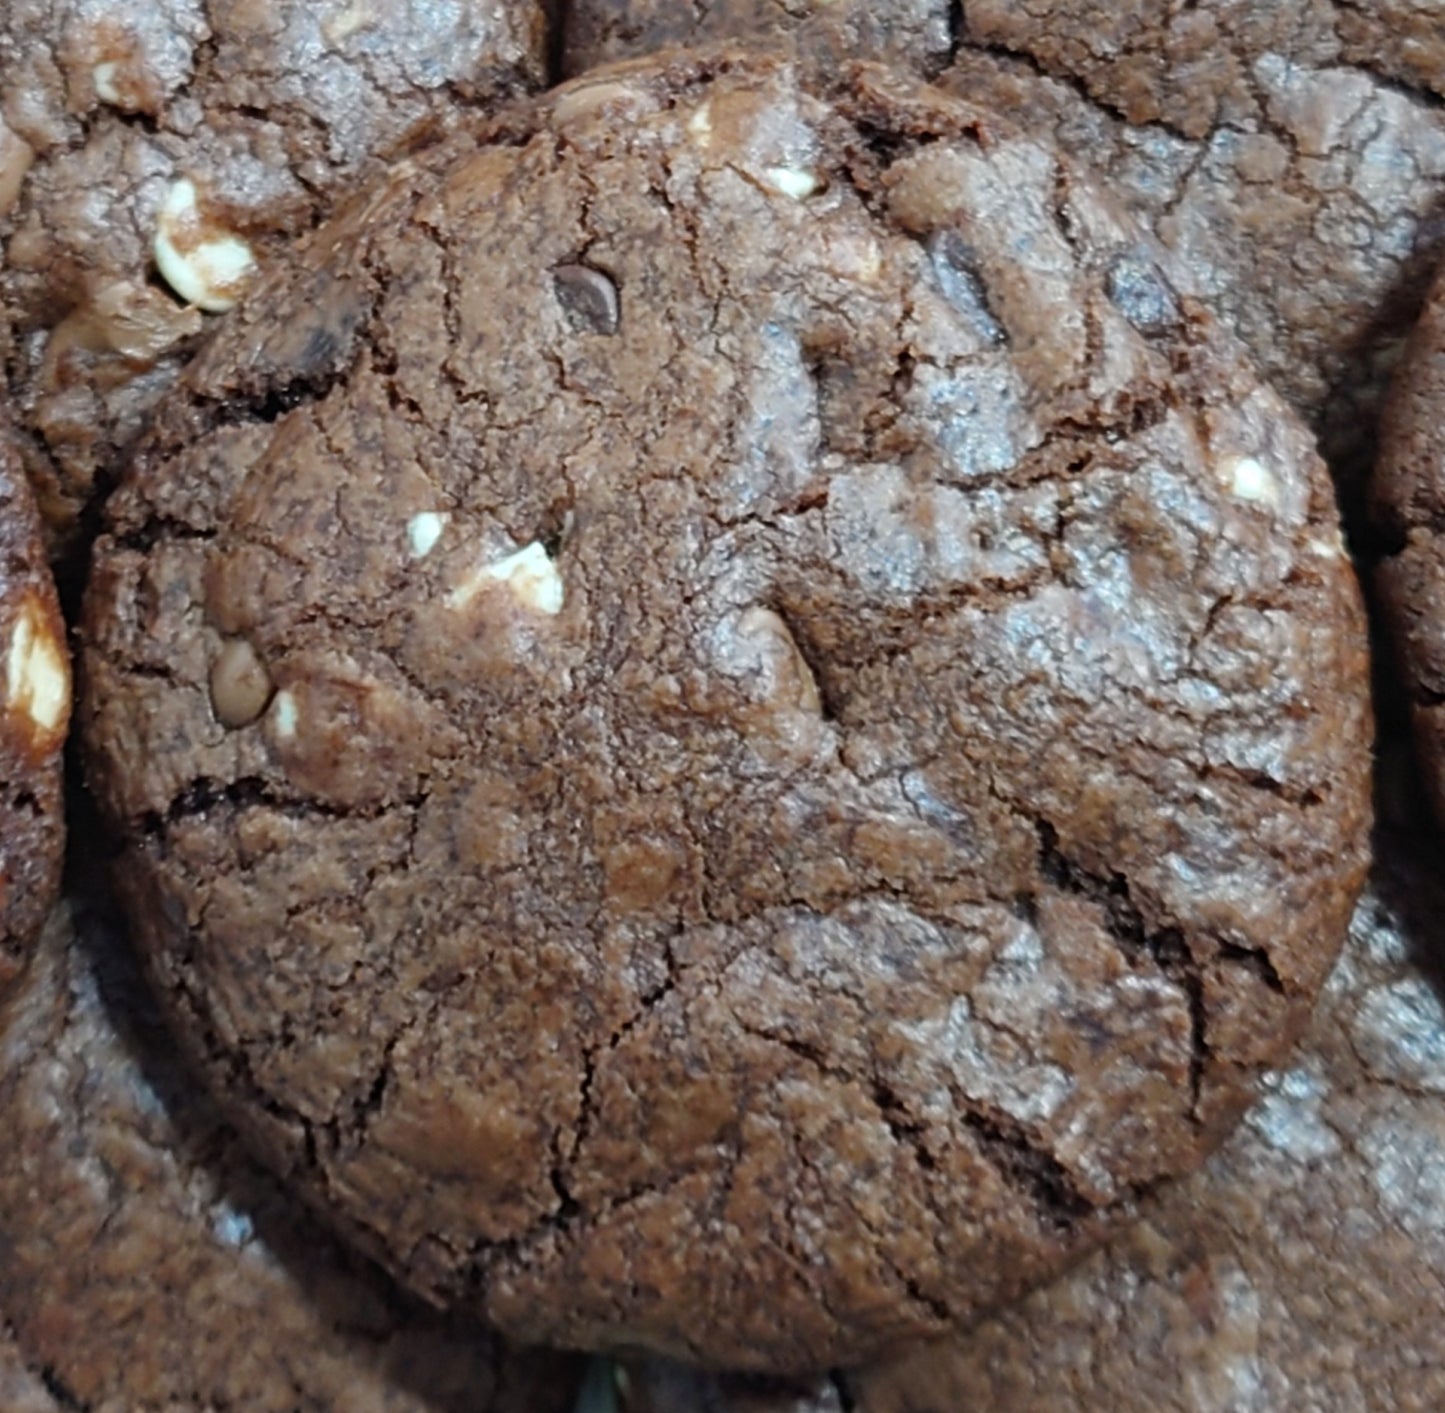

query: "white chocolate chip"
xmin=5 ymin=600 xmax=69 ymax=741
xmin=322 ymin=0 xmax=377 ymax=44
xmin=687 ymin=102 xmax=713 ymax=145
xmin=1309 ymin=532 xmax=1347 ymax=559
xmin=1224 ymin=455 xmax=1280 ymax=509
xmin=209 ymin=638 xmax=272 ymax=729
xmin=153 ymin=178 xmax=257 ymax=313
xmin=271 ymin=689 xmax=298 ymax=740
xmin=733 ymin=606 xmax=822 ymax=715
xmin=93 ymin=61 xmax=123 ymax=105
xmin=761 ymin=166 xmax=823 ymax=201
xmin=407 ymin=511 xmax=450 ymax=559
xmin=446 ymin=541 xmax=564 ymax=615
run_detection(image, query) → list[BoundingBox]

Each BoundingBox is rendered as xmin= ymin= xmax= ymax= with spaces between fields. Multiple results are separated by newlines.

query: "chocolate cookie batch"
xmin=1 ymin=2 xmax=1442 ymax=1409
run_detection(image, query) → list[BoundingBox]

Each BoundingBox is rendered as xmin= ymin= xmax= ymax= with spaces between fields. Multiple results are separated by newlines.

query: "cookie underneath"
xmin=0 ymin=877 xmax=582 ymax=1411
xmin=0 ymin=426 xmax=68 ymax=993
xmin=0 ymin=0 xmax=548 ymax=544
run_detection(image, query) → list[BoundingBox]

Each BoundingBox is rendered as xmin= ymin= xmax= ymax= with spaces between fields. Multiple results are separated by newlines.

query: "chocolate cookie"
xmin=959 ymin=0 xmax=1444 ymax=136
xmin=619 ymin=827 xmax=1445 ymax=1409
xmin=0 ymin=0 xmax=548 ymax=543
xmin=82 ymin=52 xmax=1372 ymax=1372
xmin=0 ymin=428 xmax=69 ymax=994
xmin=0 ymin=875 xmax=583 ymax=1411
xmin=1373 ymin=259 xmax=1445 ymax=828
xmin=561 ymin=0 xmax=951 ymax=81
xmin=938 ymin=17 xmax=1445 ymax=493
xmin=564 ymin=3 xmax=1445 ymax=491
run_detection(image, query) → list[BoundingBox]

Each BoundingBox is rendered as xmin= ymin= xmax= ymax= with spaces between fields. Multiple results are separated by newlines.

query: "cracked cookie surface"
xmin=561 ymin=3 xmax=1445 ymax=494
xmin=0 ymin=426 xmax=69 ymax=995
xmin=0 ymin=0 xmax=547 ymax=544
xmin=1373 ymin=258 xmax=1445 ymax=830
xmin=620 ymin=829 xmax=1445 ymax=1410
xmin=944 ymin=2 xmax=1445 ymax=493
xmin=82 ymin=52 xmax=1373 ymax=1373
xmin=0 ymin=874 xmax=582 ymax=1412
xmin=561 ymin=0 xmax=952 ymax=81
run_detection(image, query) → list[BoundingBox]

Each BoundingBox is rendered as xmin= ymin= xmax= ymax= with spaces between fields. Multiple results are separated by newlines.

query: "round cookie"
xmin=82 ymin=52 xmax=1373 ymax=1372
xmin=0 ymin=0 xmax=548 ymax=544
xmin=1374 ymin=260 xmax=1445 ymax=829
xmin=938 ymin=40 xmax=1445 ymax=496
xmin=0 ymin=426 xmax=69 ymax=994
xmin=0 ymin=866 xmax=584 ymax=1412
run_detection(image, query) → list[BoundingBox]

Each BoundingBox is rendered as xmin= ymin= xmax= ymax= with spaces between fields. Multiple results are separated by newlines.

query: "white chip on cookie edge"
xmin=5 ymin=602 xmax=69 ymax=738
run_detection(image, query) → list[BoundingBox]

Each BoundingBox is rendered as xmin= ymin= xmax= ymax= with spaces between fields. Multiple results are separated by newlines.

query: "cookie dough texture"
xmin=942 ymin=6 xmax=1445 ymax=488
xmin=561 ymin=0 xmax=951 ymax=80
xmin=0 ymin=429 xmax=69 ymax=994
xmin=0 ymin=886 xmax=583 ymax=1412
xmin=1373 ymin=260 xmax=1445 ymax=829
xmin=621 ymin=831 xmax=1445 ymax=1410
xmin=0 ymin=0 xmax=548 ymax=542
xmin=83 ymin=53 xmax=1372 ymax=1372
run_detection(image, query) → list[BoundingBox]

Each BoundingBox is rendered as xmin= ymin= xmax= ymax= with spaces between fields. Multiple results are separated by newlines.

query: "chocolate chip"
xmin=554 ymin=263 xmax=620 ymax=335
xmin=209 ymin=637 xmax=272 ymax=728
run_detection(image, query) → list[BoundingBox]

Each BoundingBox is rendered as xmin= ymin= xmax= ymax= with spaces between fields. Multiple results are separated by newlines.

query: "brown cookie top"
xmin=82 ymin=52 xmax=1372 ymax=1372
xmin=561 ymin=0 xmax=951 ymax=81
xmin=940 ymin=17 xmax=1445 ymax=492
xmin=558 ymin=5 xmax=1445 ymax=495
xmin=0 ymin=0 xmax=548 ymax=544
xmin=0 ymin=874 xmax=583 ymax=1412
xmin=848 ymin=827 xmax=1445 ymax=1412
xmin=0 ymin=429 xmax=68 ymax=993
xmin=618 ymin=828 xmax=1445 ymax=1410
xmin=1372 ymin=259 xmax=1445 ymax=829
xmin=959 ymin=0 xmax=1445 ymax=138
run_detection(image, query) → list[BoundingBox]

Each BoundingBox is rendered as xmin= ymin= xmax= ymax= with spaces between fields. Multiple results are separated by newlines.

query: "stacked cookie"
xmin=1 ymin=0 xmax=1443 ymax=1407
